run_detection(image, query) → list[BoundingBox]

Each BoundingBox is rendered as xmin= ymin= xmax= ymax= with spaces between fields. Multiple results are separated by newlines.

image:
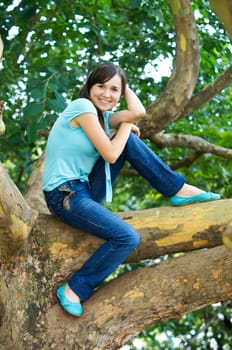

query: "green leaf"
xmin=19 ymin=5 xmax=37 ymax=20
xmin=45 ymin=98 xmax=65 ymax=112
xmin=54 ymin=91 xmax=67 ymax=110
xmin=23 ymin=103 xmax=44 ymax=117
xmin=26 ymin=122 xmax=38 ymax=143
xmin=30 ymin=83 xmax=46 ymax=99
xmin=128 ymin=0 xmax=141 ymax=9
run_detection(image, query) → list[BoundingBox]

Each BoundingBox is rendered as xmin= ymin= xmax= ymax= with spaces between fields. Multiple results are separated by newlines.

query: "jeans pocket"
xmin=44 ymin=187 xmax=64 ymax=217
xmin=44 ymin=180 xmax=89 ymax=218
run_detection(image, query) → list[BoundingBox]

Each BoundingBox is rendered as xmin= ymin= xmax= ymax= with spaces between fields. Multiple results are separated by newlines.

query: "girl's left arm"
xmin=109 ymin=85 xmax=146 ymax=129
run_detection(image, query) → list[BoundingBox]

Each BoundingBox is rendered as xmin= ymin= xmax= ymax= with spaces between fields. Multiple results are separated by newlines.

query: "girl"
xmin=43 ymin=62 xmax=220 ymax=316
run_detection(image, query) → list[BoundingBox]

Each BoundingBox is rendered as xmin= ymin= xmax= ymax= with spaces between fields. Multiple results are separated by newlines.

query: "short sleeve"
xmin=62 ymin=98 xmax=98 ymax=122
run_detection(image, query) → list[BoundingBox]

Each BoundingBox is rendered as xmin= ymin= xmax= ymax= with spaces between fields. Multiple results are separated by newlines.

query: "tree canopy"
xmin=0 ymin=0 xmax=232 ymax=349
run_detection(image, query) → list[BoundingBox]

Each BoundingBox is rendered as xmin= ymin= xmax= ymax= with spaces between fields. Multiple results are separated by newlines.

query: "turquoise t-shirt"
xmin=42 ymin=98 xmax=113 ymax=201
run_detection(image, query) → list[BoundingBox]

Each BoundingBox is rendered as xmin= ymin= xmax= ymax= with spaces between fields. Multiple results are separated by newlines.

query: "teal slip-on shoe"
xmin=57 ymin=283 xmax=83 ymax=316
xmin=170 ymin=192 xmax=220 ymax=206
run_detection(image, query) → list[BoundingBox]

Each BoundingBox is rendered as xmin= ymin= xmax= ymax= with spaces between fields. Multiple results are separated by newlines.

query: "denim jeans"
xmin=44 ymin=132 xmax=185 ymax=300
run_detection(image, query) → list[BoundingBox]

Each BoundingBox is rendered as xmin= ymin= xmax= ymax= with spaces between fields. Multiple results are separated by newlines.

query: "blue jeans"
xmin=44 ymin=133 xmax=185 ymax=300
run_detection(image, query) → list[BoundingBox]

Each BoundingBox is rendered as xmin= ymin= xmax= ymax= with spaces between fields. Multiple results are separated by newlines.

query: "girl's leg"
xmin=88 ymin=153 xmax=126 ymax=203
xmin=89 ymin=132 xmax=185 ymax=202
xmin=89 ymin=132 xmax=218 ymax=203
xmin=121 ymin=133 xmax=219 ymax=202
xmin=121 ymin=133 xmax=185 ymax=197
xmin=44 ymin=181 xmax=140 ymax=301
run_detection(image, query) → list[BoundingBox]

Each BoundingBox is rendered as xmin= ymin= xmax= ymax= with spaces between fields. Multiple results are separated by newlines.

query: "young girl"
xmin=42 ymin=62 xmax=220 ymax=316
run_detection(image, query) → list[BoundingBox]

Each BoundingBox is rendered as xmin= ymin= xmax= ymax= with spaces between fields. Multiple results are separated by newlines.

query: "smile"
xmin=98 ymin=99 xmax=111 ymax=105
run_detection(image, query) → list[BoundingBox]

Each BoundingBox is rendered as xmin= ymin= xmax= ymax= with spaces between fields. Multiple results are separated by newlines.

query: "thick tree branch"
xmin=139 ymin=66 xmax=232 ymax=158
xmin=1 ymin=199 xmax=232 ymax=349
xmin=139 ymin=0 xmax=200 ymax=134
xmin=33 ymin=199 xmax=232 ymax=277
xmin=181 ymin=64 xmax=232 ymax=117
xmin=24 ymin=154 xmax=49 ymax=213
xmin=150 ymin=132 xmax=232 ymax=158
xmin=222 ymin=220 xmax=232 ymax=251
xmin=44 ymin=245 xmax=232 ymax=350
xmin=0 ymin=163 xmax=38 ymax=259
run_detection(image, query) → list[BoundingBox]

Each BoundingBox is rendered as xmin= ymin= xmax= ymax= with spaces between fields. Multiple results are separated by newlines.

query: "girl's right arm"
xmin=72 ymin=113 xmax=133 ymax=164
xmin=109 ymin=85 xmax=146 ymax=129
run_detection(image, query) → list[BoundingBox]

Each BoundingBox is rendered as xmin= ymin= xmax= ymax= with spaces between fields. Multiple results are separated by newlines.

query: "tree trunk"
xmin=139 ymin=0 xmax=200 ymax=135
xmin=0 ymin=163 xmax=38 ymax=258
xmin=1 ymin=193 xmax=232 ymax=349
xmin=1 ymin=244 xmax=231 ymax=350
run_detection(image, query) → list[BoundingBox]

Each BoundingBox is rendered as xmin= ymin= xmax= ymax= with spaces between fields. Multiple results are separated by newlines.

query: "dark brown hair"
xmin=78 ymin=62 xmax=127 ymax=127
xmin=79 ymin=62 xmax=127 ymax=101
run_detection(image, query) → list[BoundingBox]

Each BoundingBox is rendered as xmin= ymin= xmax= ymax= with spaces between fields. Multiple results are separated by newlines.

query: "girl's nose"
xmin=103 ymin=88 xmax=110 ymax=97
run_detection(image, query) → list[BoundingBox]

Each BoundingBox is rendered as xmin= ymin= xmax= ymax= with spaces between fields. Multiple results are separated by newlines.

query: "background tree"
xmin=0 ymin=0 xmax=232 ymax=349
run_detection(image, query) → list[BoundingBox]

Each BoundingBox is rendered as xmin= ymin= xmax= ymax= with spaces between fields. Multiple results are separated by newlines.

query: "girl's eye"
xmin=112 ymin=87 xmax=120 ymax=92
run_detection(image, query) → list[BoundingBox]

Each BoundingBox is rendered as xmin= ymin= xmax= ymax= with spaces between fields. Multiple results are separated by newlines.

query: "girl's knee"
xmin=126 ymin=230 xmax=140 ymax=249
xmin=112 ymin=222 xmax=140 ymax=249
xmin=135 ymin=231 xmax=140 ymax=247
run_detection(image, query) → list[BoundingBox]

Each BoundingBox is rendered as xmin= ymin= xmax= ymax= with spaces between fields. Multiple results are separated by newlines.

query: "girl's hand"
xmin=109 ymin=86 xmax=146 ymax=130
xmin=131 ymin=123 xmax=140 ymax=137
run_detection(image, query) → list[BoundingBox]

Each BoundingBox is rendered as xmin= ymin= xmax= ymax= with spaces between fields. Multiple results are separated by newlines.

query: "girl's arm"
xmin=71 ymin=113 xmax=133 ymax=164
xmin=109 ymin=85 xmax=146 ymax=129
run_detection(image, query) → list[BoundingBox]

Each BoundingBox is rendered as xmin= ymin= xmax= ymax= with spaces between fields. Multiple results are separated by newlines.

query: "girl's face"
xmin=89 ymin=74 xmax=122 ymax=112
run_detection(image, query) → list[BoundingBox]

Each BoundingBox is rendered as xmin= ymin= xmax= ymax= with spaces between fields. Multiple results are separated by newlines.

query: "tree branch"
xmin=45 ymin=245 xmax=232 ymax=350
xmin=222 ymin=220 xmax=232 ymax=251
xmin=181 ymin=64 xmax=232 ymax=117
xmin=0 ymin=163 xmax=38 ymax=259
xmin=139 ymin=0 xmax=200 ymax=134
xmin=150 ymin=132 xmax=232 ymax=159
xmin=24 ymin=154 xmax=49 ymax=213
xmin=169 ymin=151 xmax=204 ymax=170
xmin=33 ymin=199 xmax=232 ymax=277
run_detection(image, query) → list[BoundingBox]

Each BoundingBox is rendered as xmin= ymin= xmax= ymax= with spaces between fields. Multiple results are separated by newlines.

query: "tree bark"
xmin=0 ymin=163 xmax=38 ymax=259
xmin=209 ymin=0 xmax=232 ymax=39
xmin=139 ymin=0 xmax=200 ymax=135
xmin=24 ymin=154 xmax=48 ymax=213
xmin=149 ymin=132 xmax=232 ymax=159
xmin=140 ymin=63 xmax=232 ymax=142
xmin=18 ymin=198 xmax=230 ymax=272
xmin=181 ymin=64 xmax=232 ymax=118
xmin=1 ymin=243 xmax=231 ymax=350
xmin=1 ymin=189 xmax=232 ymax=349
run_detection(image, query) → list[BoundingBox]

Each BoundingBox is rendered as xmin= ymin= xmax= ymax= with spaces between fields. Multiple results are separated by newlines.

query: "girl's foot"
xmin=64 ymin=284 xmax=81 ymax=303
xmin=170 ymin=184 xmax=220 ymax=206
xmin=57 ymin=283 xmax=83 ymax=316
xmin=176 ymin=184 xmax=205 ymax=197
